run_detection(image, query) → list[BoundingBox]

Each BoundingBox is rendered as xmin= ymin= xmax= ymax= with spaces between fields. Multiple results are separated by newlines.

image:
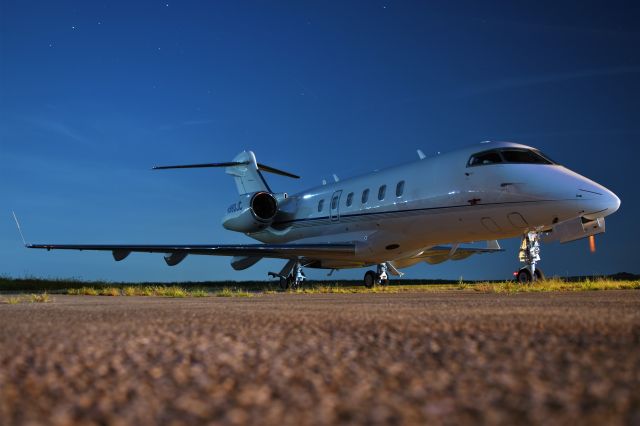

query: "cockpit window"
xmin=533 ymin=150 xmax=556 ymax=164
xmin=468 ymin=150 xmax=502 ymax=167
xmin=500 ymin=149 xmax=553 ymax=164
xmin=467 ymin=148 xmax=555 ymax=167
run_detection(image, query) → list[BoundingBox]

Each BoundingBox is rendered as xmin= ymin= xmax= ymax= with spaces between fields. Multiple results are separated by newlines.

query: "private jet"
xmin=21 ymin=141 xmax=620 ymax=288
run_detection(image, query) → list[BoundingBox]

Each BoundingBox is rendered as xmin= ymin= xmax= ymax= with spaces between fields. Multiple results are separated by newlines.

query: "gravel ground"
xmin=0 ymin=291 xmax=639 ymax=425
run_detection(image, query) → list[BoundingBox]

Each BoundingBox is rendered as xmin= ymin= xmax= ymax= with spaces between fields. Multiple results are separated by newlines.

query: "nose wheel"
xmin=516 ymin=266 xmax=545 ymax=283
xmin=516 ymin=231 xmax=544 ymax=283
xmin=363 ymin=263 xmax=389 ymax=288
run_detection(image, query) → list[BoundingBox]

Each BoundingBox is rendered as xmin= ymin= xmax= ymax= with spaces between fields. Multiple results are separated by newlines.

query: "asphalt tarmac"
xmin=1 ymin=291 xmax=638 ymax=425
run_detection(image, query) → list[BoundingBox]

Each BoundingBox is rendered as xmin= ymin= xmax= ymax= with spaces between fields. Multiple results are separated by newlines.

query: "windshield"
xmin=468 ymin=150 xmax=503 ymax=166
xmin=468 ymin=148 xmax=555 ymax=167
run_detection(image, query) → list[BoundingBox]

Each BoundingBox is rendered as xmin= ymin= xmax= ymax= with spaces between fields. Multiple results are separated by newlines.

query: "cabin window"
xmin=361 ymin=189 xmax=369 ymax=204
xmin=468 ymin=150 xmax=502 ymax=167
xmin=396 ymin=180 xmax=405 ymax=197
xmin=331 ymin=195 xmax=338 ymax=209
xmin=378 ymin=185 xmax=386 ymax=201
xmin=346 ymin=192 xmax=354 ymax=207
xmin=318 ymin=199 xmax=324 ymax=212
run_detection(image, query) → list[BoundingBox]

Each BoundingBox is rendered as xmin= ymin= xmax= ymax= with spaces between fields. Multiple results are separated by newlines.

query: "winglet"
xmin=12 ymin=211 xmax=27 ymax=246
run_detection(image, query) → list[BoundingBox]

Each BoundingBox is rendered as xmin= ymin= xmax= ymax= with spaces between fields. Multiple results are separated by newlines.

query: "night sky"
xmin=1 ymin=1 xmax=638 ymax=282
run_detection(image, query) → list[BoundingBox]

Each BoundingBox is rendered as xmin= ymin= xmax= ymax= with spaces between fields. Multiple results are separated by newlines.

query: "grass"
xmin=290 ymin=284 xmax=404 ymax=294
xmin=67 ymin=286 xmax=194 ymax=297
xmin=1 ymin=293 xmax=52 ymax=304
xmin=29 ymin=293 xmax=52 ymax=303
xmin=1 ymin=276 xmax=638 ymax=299
xmin=282 ymin=278 xmax=640 ymax=295
xmin=190 ymin=288 xmax=209 ymax=297
xmin=215 ymin=287 xmax=253 ymax=298
xmin=64 ymin=285 xmax=252 ymax=298
xmin=469 ymin=278 xmax=640 ymax=293
xmin=0 ymin=276 xmax=279 ymax=293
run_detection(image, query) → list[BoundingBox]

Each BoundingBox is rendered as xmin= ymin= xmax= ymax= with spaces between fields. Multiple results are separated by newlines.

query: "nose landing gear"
xmin=515 ymin=231 xmax=545 ymax=283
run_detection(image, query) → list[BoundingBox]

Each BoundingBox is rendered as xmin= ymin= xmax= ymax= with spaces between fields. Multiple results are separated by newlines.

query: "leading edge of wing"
xmin=26 ymin=243 xmax=356 ymax=260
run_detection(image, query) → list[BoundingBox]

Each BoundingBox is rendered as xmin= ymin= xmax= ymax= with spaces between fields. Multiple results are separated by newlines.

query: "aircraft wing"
xmin=418 ymin=241 xmax=504 ymax=265
xmin=26 ymin=243 xmax=356 ymax=266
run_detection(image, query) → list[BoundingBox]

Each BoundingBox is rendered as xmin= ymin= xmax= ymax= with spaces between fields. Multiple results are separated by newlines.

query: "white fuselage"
xmin=245 ymin=142 xmax=620 ymax=269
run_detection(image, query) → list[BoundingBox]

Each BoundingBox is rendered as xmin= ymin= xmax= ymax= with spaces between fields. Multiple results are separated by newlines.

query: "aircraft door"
xmin=330 ymin=190 xmax=342 ymax=222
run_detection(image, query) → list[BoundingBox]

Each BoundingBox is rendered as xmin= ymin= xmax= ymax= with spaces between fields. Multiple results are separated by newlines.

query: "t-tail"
xmin=153 ymin=151 xmax=299 ymax=234
xmin=152 ymin=150 xmax=299 ymax=195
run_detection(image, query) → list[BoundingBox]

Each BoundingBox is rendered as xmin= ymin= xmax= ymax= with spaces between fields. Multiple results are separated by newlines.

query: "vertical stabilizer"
xmin=225 ymin=151 xmax=271 ymax=195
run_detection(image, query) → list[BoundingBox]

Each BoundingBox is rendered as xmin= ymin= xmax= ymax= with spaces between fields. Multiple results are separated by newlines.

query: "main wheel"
xmin=279 ymin=276 xmax=290 ymax=290
xmin=288 ymin=275 xmax=299 ymax=289
xmin=364 ymin=270 xmax=376 ymax=288
xmin=517 ymin=268 xmax=532 ymax=283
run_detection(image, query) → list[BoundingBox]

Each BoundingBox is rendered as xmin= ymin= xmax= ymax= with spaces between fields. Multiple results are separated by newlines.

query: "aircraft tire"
xmin=517 ymin=268 xmax=532 ymax=283
xmin=279 ymin=277 xmax=290 ymax=290
xmin=364 ymin=270 xmax=376 ymax=288
xmin=534 ymin=268 xmax=545 ymax=281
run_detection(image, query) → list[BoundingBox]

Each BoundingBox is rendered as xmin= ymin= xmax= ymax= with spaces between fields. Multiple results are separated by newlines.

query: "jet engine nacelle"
xmin=222 ymin=191 xmax=278 ymax=233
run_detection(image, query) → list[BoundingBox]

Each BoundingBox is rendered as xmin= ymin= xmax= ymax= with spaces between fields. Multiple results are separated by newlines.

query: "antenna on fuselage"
xmin=322 ymin=179 xmax=327 ymax=185
xmin=417 ymin=149 xmax=426 ymax=160
xmin=332 ymin=174 xmax=339 ymax=182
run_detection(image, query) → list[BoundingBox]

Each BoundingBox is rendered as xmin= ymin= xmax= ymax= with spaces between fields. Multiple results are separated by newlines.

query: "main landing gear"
xmin=269 ymin=260 xmax=306 ymax=290
xmin=363 ymin=263 xmax=390 ymax=288
xmin=515 ymin=231 xmax=545 ymax=283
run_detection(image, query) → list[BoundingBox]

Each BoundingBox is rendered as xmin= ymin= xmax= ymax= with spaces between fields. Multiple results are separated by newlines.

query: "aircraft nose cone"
xmin=606 ymin=189 xmax=621 ymax=215
xmin=581 ymin=185 xmax=621 ymax=219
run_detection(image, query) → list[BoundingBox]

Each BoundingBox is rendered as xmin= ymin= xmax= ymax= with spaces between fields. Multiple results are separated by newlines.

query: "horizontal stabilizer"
xmin=255 ymin=163 xmax=299 ymax=179
xmin=152 ymin=161 xmax=249 ymax=170
xmin=153 ymin=161 xmax=299 ymax=179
